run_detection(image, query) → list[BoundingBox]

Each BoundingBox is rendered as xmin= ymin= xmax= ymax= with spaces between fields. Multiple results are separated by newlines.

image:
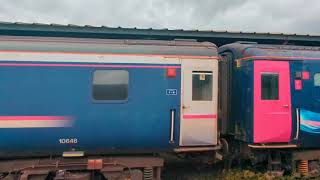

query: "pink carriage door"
xmin=254 ymin=60 xmax=292 ymax=143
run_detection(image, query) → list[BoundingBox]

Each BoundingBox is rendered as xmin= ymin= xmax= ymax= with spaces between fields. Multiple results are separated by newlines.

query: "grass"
xmin=163 ymin=168 xmax=301 ymax=180
xmin=162 ymin=161 xmax=305 ymax=180
xmin=222 ymin=170 xmax=298 ymax=180
xmin=160 ymin=154 xmax=320 ymax=179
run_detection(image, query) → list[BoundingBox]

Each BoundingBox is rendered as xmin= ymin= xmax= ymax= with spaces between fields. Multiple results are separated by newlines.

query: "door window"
xmin=261 ymin=73 xmax=279 ymax=100
xmin=192 ymin=71 xmax=213 ymax=101
xmin=314 ymin=73 xmax=320 ymax=86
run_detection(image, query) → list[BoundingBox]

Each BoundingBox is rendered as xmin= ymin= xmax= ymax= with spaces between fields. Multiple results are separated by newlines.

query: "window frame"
xmin=91 ymin=69 xmax=129 ymax=103
xmin=314 ymin=73 xmax=320 ymax=87
xmin=261 ymin=72 xmax=279 ymax=100
xmin=191 ymin=71 xmax=213 ymax=101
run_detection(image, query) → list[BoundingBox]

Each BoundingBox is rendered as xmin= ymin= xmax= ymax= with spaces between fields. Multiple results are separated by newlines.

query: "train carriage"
xmin=0 ymin=36 xmax=219 ymax=179
xmin=219 ymin=42 xmax=320 ymax=174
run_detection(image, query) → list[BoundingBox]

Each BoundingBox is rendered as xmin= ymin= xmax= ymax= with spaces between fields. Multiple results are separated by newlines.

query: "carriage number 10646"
xmin=59 ymin=138 xmax=78 ymax=144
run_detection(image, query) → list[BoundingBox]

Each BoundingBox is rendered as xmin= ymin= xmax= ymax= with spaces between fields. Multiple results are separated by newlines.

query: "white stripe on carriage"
xmin=0 ymin=52 xmax=181 ymax=64
xmin=0 ymin=120 xmax=73 ymax=128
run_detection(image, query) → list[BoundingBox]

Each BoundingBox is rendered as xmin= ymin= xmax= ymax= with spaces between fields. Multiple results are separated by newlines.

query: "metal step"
xmin=174 ymin=145 xmax=221 ymax=153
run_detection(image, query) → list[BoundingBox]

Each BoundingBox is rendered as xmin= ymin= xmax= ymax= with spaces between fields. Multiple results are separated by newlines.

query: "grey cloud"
xmin=0 ymin=0 xmax=319 ymax=34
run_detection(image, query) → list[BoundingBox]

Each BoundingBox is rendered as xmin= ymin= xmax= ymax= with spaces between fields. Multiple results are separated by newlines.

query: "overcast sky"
xmin=0 ymin=0 xmax=319 ymax=34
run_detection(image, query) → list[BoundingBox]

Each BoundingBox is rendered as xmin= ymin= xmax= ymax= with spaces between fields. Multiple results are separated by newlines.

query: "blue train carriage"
xmin=219 ymin=42 xmax=320 ymax=175
xmin=0 ymin=36 xmax=219 ymax=179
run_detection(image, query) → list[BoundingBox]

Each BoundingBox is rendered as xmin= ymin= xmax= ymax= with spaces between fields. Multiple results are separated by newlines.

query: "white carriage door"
xmin=180 ymin=59 xmax=218 ymax=146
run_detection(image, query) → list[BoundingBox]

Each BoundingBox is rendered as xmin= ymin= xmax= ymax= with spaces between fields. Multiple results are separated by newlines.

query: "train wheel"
xmin=309 ymin=161 xmax=320 ymax=177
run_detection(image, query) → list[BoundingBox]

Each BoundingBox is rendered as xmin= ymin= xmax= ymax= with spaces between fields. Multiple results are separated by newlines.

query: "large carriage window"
xmin=314 ymin=73 xmax=320 ymax=86
xmin=93 ymin=70 xmax=128 ymax=100
xmin=261 ymin=73 xmax=279 ymax=100
xmin=192 ymin=71 xmax=213 ymax=101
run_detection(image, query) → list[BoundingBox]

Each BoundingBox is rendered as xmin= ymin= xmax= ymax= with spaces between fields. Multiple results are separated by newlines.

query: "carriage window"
xmin=314 ymin=73 xmax=320 ymax=86
xmin=93 ymin=70 xmax=128 ymax=100
xmin=192 ymin=71 xmax=213 ymax=101
xmin=261 ymin=73 xmax=279 ymax=100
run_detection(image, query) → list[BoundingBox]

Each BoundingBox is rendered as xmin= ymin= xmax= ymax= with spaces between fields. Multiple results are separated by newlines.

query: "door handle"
xmin=169 ymin=109 xmax=175 ymax=144
xmin=182 ymin=105 xmax=190 ymax=109
xmin=282 ymin=104 xmax=289 ymax=108
xmin=294 ymin=108 xmax=300 ymax=140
